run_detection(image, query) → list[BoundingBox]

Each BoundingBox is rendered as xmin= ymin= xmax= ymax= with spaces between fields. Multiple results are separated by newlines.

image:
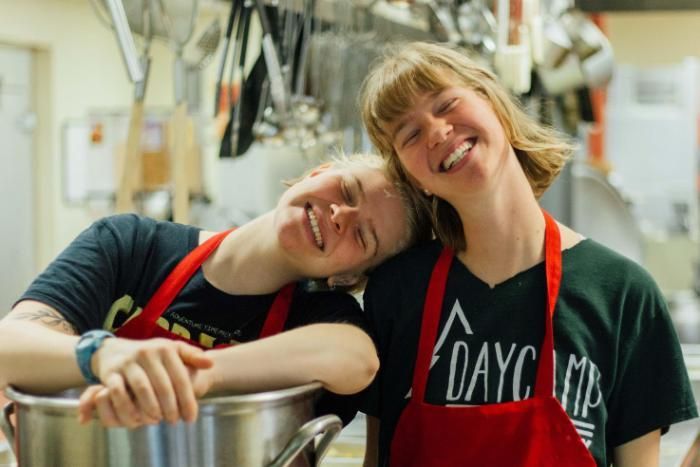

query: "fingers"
xmin=85 ymin=339 xmax=207 ymax=427
xmin=176 ymin=342 xmax=214 ymax=369
xmin=140 ymin=353 xmax=180 ymax=424
xmin=94 ymin=386 xmax=121 ymax=427
xmin=122 ymin=363 xmax=163 ymax=421
xmin=163 ymin=350 xmax=199 ymax=423
xmin=79 ymin=380 xmax=162 ymax=429
xmin=103 ymin=372 xmax=146 ymax=428
xmin=78 ymin=385 xmax=102 ymax=424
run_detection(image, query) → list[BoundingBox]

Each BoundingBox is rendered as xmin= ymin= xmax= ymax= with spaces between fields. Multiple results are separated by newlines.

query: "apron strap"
xmin=412 ymin=247 xmax=454 ymax=402
xmin=119 ymin=229 xmax=233 ymax=339
xmin=534 ymin=210 xmax=562 ymax=398
xmin=259 ymin=282 xmax=296 ymax=338
xmin=411 ymin=210 xmax=563 ymax=402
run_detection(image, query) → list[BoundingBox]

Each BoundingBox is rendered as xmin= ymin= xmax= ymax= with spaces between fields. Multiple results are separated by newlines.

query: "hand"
xmin=78 ymin=384 xmax=160 ymax=428
xmin=77 ymin=366 xmax=216 ymax=428
xmin=82 ymin=337 xmax=213 ymax=426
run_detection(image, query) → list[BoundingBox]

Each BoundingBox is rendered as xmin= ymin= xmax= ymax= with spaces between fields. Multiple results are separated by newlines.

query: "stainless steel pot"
xmin=0 ymin=382 xmax=341 ymax=467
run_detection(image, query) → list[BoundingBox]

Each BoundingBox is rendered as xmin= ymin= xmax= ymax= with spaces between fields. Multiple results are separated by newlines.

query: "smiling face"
xmin=388 ymin=86 xmax=513 ymax=205
xmin=274 ymin=164 xmax=409 ymax=280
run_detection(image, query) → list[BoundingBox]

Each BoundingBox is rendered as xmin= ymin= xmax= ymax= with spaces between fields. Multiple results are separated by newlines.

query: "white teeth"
xmin=306 ymin=206 xmax=324 ymax=249
xmin=441 ymin=139 xmax=474 ymax=171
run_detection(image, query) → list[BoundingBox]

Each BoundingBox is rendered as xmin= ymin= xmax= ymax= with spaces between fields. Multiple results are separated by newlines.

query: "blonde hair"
xmin=360 ymin=41 xmax=574 ymax=251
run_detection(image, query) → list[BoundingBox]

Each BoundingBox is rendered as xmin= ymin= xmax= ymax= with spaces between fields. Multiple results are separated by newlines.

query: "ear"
xmin=309 ymin=162 xmax=333 ymax=178
xmin=327 ymin=273 xmax=362 ymax=289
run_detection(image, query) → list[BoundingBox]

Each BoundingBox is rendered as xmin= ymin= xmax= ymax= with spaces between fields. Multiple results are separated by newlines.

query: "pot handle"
xmin=268 ymin=414 xmax=342 ymax=467
xmin=0 ymin=402 xmax=15 ymax=455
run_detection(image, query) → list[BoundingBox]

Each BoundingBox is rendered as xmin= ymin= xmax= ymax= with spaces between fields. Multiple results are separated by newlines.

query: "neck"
xmin=201 ymin=212 xmax=303 ymax=295
xmin=453 ymin=163 xmax=545 ymax=288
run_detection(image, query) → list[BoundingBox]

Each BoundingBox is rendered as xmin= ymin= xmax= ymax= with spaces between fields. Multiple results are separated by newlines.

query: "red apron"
xmin=115 ymin=229 xmax=295 ymax=349
xmin=389 ymin=211 xmax=596 ymax=467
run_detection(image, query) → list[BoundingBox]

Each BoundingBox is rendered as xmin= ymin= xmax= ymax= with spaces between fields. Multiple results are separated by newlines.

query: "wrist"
xmin=75 ymin=330 xmax=115 ymax=384
xmin=203 ymin=349 xmax=225 ymax=394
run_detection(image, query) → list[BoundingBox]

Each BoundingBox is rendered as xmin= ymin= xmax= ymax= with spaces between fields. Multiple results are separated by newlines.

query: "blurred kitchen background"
xmin=0 ymin=0 xmax=699 ymax=465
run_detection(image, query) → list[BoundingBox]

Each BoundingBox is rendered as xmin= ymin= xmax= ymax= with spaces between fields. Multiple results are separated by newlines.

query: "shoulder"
xmin=293 ymin=286 xmax=361 ymax=310
xmin=563 ymin=239 xmax=666 ymax=320
xmin=289 ymin=286 xmax=369 ymax=333
xmin=94 ymin=214 xmax=192 ymax=237
xmin=367 ymin=239 xmax=443 ymax=288
xmin=566 ymin=239 xmax=657 ymax=288
xmin=89 ymin=214 xmax=199 ymax=252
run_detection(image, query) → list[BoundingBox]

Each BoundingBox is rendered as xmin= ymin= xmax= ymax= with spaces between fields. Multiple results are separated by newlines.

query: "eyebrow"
xmin=354 ymin=176 xmax=379 ymax=259
xmin=391 ymin=119 xmax=410 ymax=143
xmin=390 ymin=90 xmax=445 ymax=142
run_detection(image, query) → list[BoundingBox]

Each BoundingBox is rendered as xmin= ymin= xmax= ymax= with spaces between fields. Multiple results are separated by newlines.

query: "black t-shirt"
xmin=18 ymin=214 xmax=368 ymax=425
xmin=361 ymin=239 xmax=698 ymax=466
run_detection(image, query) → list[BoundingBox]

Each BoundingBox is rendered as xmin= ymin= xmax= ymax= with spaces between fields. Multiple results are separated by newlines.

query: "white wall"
xmin=606 ymin=10 xmax=700 ymax=66
xmin=0 ymin=0 xmax=227 ymax=269
xmin=1 ymin=0 xmax=699 ymax=271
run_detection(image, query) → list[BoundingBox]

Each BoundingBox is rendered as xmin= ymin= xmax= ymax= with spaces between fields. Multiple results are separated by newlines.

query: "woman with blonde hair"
xmin=359 ymin=41 xmax=696 ymax=467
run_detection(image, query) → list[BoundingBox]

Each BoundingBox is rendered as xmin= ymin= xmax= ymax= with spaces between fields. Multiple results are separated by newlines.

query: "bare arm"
xmin=613 ymin=429 xmax=660 ymax=467
xmin=78 ymin=322 xmax=378 ymax=427
xmin=0 ymin=300 xmax=84 ymax=392
xmin=0 ymin=300 xmax=212 ymax=427
xmin=363 ymin=415 xmax=380 ymax=467
xmin=203 ymin=323 xmax=379 ymax=395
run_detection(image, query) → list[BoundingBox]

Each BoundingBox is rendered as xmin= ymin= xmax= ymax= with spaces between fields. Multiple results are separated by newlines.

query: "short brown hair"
xmin=360 ymin=41 xmax=574 ymax=251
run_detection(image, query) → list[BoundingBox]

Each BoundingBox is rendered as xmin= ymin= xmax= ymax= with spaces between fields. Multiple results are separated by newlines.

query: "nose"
xmin=427 ymin=118 xmax=453 ymax=149
xmin=330 ymin=203 xmax=359 ymax=233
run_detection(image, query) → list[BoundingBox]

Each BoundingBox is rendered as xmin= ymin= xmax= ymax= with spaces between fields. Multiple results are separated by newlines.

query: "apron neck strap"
xmin=412 ymin=210 xmax=563 ymax=402
xmin=131 ymin=229 xmax=233 ymax=337
xmin=534 ymin=210 xmax=561 ymax=397
xmin=412 ymin=247 xmax=454 ymax=402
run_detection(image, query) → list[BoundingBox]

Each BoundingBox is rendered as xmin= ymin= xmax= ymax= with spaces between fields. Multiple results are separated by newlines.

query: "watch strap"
xmin=76 ymin=330 xmax=114 ymax=384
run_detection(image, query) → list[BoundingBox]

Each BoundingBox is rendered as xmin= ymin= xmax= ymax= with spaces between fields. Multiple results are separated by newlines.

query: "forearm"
xmin=0 ymin=304 xmax=84 ymax=392
xmin=206 ymin=323 xmax=379 ymax=395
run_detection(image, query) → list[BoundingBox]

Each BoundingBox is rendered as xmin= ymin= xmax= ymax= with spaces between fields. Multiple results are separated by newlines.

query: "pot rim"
xmin=4 ymin=382 xmax=322 ymax=412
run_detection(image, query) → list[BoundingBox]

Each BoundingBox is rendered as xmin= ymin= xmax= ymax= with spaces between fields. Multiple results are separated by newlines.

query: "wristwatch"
xmin=75 ymin=330 xmax=115 ymax=384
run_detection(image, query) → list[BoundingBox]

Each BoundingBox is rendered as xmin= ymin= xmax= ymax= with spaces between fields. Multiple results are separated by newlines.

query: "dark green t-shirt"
xmin=362 ymin=239 xmax=697 ymax=466
xmin=18 ymin=214 xmax=368 ymax=425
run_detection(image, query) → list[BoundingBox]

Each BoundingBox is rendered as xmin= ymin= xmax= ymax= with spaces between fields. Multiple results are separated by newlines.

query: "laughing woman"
xmin=359 ymin=42 xmax=697 ymax=467
xmin=0 ymin=153 xmax=430 ymax=428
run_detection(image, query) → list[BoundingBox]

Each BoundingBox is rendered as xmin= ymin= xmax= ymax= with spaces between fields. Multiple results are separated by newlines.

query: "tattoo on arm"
xmin=9 ymin=308 xmax=79 ymax=335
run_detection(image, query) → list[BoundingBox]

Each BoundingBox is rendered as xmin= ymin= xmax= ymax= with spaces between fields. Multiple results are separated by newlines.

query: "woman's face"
xmin=387 ymin=86 xmax=513 ymax=204
xmin=274 ymin=164 xmax=408 ymax=280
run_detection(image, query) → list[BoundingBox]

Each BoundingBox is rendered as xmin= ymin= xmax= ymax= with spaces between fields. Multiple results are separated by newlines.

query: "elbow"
xmin=320 ymin=328 xmax=380 ymax=395
xmin=344 ymin=348 xmax=379 ymax=394
xmin=362 ymin=351 xmax=380 ymax=387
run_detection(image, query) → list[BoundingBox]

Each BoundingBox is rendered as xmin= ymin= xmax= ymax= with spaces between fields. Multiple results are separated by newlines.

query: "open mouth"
xmin=305 ymin=203 xmax=324 ymax=250
xmin=440 ymin=137 xmax=477 ymax=172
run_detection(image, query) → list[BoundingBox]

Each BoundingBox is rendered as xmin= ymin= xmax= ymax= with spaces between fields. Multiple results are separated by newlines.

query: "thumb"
xmin=77 ymin=385 xmax=102 ymax=424
xmin=176 ymin=342 xmax=214 ymax=369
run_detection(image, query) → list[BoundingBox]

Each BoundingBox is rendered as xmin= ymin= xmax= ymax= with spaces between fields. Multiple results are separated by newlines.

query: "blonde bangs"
xmin=362 ymin=48 xmax=455 ymax=156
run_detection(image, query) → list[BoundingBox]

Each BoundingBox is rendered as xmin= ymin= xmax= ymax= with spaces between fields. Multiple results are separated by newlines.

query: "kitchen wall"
xmin=0 ymin=0 xmax=225 ymax=272
xmin=1 ymin=1 xmax=699 ymax=275
xmin=606 ymin=10 xmax=700 ymax=65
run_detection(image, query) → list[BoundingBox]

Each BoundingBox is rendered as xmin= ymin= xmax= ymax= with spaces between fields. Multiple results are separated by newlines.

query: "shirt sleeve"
xmin=357 ymin=273 xmax=387 ymax=418
xmin=286 ymin=288 xmax=369 ymax=333
xmin=606 ymin=271 xmax=698 ymax=446
xmin=286 ymin=288 xmax=373 ymax=426
xmin=15 ymin=215 xmax=139 ymax=333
